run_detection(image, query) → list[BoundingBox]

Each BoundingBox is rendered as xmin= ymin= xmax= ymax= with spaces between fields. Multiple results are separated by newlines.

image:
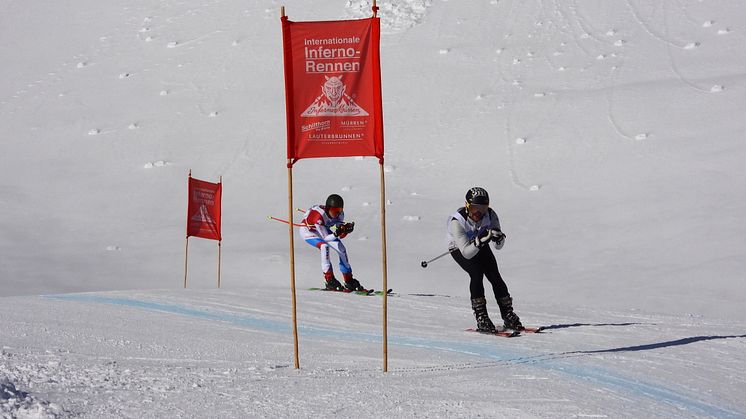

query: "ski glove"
xmin=340 ymin=222 xmax=355 ymax=235
xmin=474 ymin=229 xmax=493 ymax=248
xmin=491 ymin=230 xmax=506 ymax=246
xmin=334 ymin=222 xmax=355 ymax=238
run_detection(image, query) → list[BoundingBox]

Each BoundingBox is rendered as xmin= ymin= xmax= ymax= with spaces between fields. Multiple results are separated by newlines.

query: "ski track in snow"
xmin=494 ymin=0 xmax=738 ymax=179
xmin=41 ymin=293 xmax=746 ymax=418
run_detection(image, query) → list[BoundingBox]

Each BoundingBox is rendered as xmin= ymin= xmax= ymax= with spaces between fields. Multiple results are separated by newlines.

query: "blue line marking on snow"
xmin=47 ymin=294 xmax=293 ymax=333
xmin=45 ymin=293 xmax=744 ymax=418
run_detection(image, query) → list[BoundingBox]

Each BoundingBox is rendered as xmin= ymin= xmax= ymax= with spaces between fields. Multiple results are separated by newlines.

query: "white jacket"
xmin=447 ymin=207 xmax=504 ymax=259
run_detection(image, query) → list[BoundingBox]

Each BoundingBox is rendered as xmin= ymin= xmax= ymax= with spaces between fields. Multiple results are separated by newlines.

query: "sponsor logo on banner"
xmin=192 ymin=188 xmax=216 ymax=206
xmin=301 ymin=120 xmax=331 ymax=132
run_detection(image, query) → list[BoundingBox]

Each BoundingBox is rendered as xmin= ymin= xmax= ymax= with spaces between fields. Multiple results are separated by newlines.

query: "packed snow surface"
xmin=1 ymin=0 xmax=746 ymax=417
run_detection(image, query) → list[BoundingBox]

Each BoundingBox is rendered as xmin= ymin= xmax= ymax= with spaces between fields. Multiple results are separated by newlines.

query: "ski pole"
xmin=421 ymin=248 xmax=457 ymax=268
xmin=267 ymin=216 xmax=306 ymax=227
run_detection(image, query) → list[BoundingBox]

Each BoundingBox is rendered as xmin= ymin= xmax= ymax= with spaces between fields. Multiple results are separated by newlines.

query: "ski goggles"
xmin=327 ymin=207 xmax=343 ymax=217
xmin=466 ymin=203 xmax=489 ymax=216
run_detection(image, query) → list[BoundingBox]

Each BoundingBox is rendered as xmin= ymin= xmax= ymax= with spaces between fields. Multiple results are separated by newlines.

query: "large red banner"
xmin=281 ymin=16 xmax=384 ymax=163
xmin=186 ymin=177 xmax=222 ymax=241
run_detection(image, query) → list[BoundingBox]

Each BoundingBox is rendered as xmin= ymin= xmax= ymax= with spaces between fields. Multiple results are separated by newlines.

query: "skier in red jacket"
xmin=299 ymin=194 xmax=365 ymax=291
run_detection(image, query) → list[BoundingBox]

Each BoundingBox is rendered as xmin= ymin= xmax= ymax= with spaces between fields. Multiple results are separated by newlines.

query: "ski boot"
xmin=324 ymin=271 xmax=343 ymax=291
xmin=471 ymin=297 xmax=496 ymax=332
xmin=497 ymin=296 xmax=524 ymax=331
xmin=342 ymin=272 xmax=365 ymax=292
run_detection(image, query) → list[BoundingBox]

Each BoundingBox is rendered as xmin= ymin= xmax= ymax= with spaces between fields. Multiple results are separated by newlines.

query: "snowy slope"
xmin=2 ymin=0 xmax=746 ymax=417
xmin=3 ymin=289 xmax=746 ymax=418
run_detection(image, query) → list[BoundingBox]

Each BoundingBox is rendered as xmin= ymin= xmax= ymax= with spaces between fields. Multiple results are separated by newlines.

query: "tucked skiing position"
xmin=447 ymin=187 xmax=524 ymax=332
xmin=299 ymin=194 xmax=366 ymax=292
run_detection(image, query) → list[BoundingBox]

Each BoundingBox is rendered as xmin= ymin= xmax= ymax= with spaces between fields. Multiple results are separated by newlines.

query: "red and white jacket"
xmin=299 ymin=205 xmax=346 ymax=241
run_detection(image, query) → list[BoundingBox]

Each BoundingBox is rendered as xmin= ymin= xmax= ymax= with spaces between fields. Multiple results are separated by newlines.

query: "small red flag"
xmin=281 ymin=16 xmax=384 ymax=163
xmin=186 ymin=176 xmax=222 ymax=241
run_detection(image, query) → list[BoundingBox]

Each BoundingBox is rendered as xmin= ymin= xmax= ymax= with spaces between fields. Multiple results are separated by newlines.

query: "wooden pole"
xmin=379 ymin=161 xmax=389 ymax=372
xmin=288 ymin=161 xmax=300 ymax=369
xmin=185 ymin=169 xmax=191 ymax=289
xmin=218 ymin=175 xmax=223 ymax=288
xmin=184 ymin=237 xmax=189 ymax=288
xmin=372 ymin=0 xmax=378 ymax=17
xmin=217 ymin=241 xmax=222 ymax=288
xmin=280 ymin=6 xmax=299 ymax=369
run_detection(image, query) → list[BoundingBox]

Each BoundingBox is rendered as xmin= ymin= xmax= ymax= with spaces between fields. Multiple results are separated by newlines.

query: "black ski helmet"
xmin=465 ymin=187 xmax=489 ymax=205
xmin=325 ymin=194 xmax=344 ymax=208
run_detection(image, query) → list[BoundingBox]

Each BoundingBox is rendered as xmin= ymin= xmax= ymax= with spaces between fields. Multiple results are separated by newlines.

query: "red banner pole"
xmin=288 ymin=160 xmax=300 ymax=370
xmin=184 ymin=237 xmax=189 ymax=288
xmin=379 ymin=161 xmax=389 ymax=372
xmin=282 ymin=5 xmax=300 ymax=370
xmin=217 ymin=176 xmax=222 ymax=288
xmin=217 ymin=241 xmax=222 ymax=288
xmin=371 ymin=10 xmax=387 ymax=372
xmin=184 ymin=169 xmax=192 ymax=289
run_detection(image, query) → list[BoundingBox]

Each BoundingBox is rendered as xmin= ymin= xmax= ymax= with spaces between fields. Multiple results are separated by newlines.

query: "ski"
xmin=309 ymin=287 xmax=375 ymax=296
xmin=466 ymin=328 xmax=520 ymax=337
xmin=309 ymin=287 xmax=393 ymax=296
xmin=519 ymin=326 xmax=545 ymax=333
xmin=309 ymin=287 xmax=374 ymax=296
xmin=466 ymin=326 xmax=545 ymax=337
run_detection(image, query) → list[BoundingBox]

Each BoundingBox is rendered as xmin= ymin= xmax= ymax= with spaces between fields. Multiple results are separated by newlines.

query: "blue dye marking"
xmin=45 ymin=294 xmax=744 ymax=418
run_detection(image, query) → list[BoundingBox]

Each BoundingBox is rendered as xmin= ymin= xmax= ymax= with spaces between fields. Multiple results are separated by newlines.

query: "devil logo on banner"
xmin=301 ymin=75 xmax=370 ymax=117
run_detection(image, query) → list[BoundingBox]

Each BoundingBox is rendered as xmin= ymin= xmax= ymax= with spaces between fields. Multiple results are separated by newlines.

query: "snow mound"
xmin=345 ymin=0 xmax=433 ymax=33
xmin=0 ymin=377 xmax=60 ymax=419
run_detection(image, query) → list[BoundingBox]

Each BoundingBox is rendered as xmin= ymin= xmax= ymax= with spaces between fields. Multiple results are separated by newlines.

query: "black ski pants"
xmin=451 ymin=246 xmax=509 ymax=301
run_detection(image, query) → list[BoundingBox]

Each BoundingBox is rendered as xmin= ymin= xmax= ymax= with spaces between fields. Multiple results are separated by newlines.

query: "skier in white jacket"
xmin=447 ymin=187 xmax=523 ymax=332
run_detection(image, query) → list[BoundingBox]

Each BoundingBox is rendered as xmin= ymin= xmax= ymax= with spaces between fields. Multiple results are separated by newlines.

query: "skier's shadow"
xmin=574 ymin=334 xmax=746 ymax=354
xmin=542 ymin=322 xmax=647 ymax=330
xmin=543 ymin=323 xmax=746 ymax=353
